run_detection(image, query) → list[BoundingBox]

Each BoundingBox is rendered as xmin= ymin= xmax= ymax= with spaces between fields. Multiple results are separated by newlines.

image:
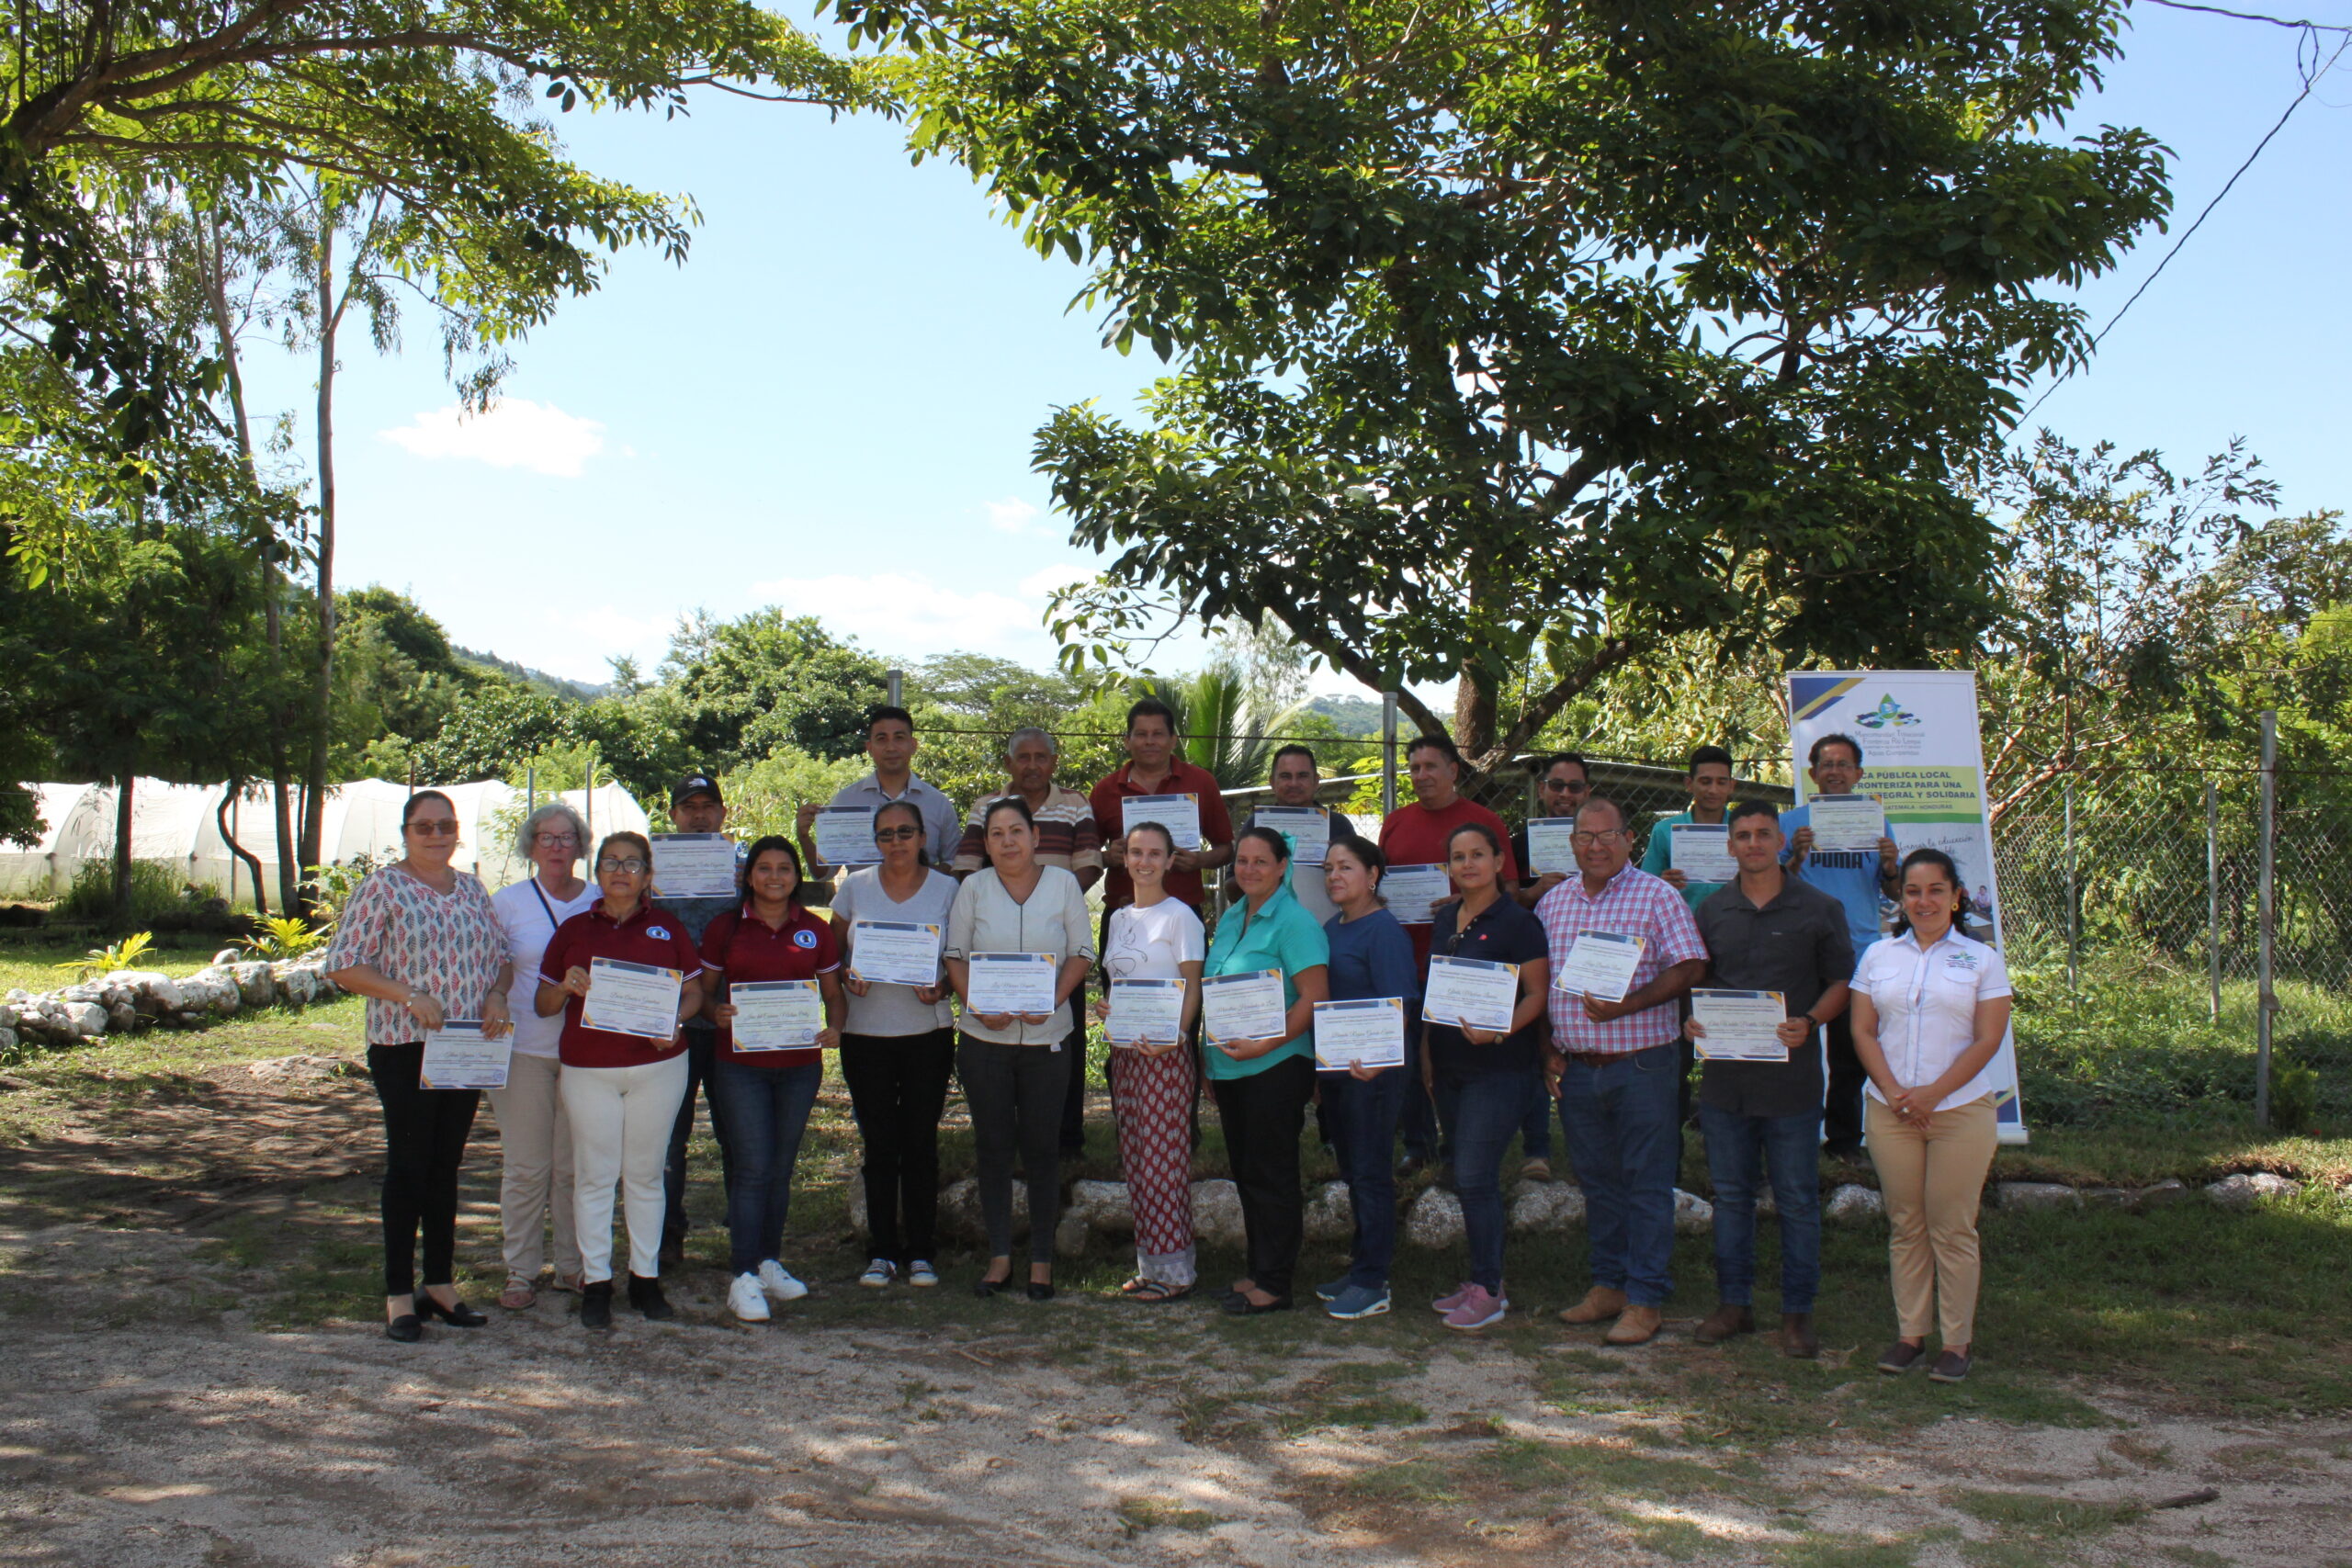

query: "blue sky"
xmin=238 ymin=4 xmax=2351 ymax=691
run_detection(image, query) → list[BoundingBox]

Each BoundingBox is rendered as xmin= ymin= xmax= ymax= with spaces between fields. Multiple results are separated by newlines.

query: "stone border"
xmin=1 ymin=960 xmax=342 ymax=1052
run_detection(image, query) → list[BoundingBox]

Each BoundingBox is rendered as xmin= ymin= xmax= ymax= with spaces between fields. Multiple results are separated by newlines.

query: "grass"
xmin=1948 ymin=1489 xmax=2146 ymax=1538
xmin=0 ymin=931 xmax=232 ymax=996
xmin=1115 ymin=1495 xmax=1220 ymax=1536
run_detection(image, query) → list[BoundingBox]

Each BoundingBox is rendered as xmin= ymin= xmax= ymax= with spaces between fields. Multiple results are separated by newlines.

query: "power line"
xmin=2143 ymin=0 xmax=2351 ymax=34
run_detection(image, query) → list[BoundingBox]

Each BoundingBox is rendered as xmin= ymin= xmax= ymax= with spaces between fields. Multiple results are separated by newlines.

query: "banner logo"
xmin=1854 ymin=694 xmax=1921 ymax=730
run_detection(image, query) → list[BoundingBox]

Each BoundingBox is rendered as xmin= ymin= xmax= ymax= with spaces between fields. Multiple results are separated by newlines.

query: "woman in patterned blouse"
xmin=324 ymin=790 xmax=515 ymax=1343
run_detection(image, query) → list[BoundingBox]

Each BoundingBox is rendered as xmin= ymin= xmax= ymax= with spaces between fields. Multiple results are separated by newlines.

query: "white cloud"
xmin=379 ymin=399 xmax=609 ymax=478
xmin=525 ymin=605 xmax=671 ymax=682
xmin=984 ymin=495 xmax=1045 ymax=535
xmin=750 ymin=570 xmax=1068 ymax=660
xmin=1019 ymin=563 xmax=1092 ymax=598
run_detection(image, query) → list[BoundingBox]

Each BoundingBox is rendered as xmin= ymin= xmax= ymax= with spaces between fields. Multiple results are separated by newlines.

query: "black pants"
xmin=840 ymin=1029 xmax=956 ymax=1265
xmin=663 ymin=1026 xmax=732 ymax=1246
xmin=1210 ymin=1054 xmax=1315 ymax=1300
xmin=958 ymin=1034 xmax=1066 ymax=1265
xmin=368 ymin=1043 xmax=480 ymax=1297
xmin=1822 ymin=1011 xmax=1866 ymax=1153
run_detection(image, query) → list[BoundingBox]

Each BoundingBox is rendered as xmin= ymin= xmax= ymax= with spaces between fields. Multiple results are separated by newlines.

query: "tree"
xmin=642 ymin=609 xmax=893 ymax=770
xmin=846 ymin=0 xmax=2171 ymax=775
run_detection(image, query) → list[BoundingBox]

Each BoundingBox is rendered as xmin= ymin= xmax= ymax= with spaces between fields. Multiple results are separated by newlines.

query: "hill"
xmin=457 ymin=648 xmax=608 ymax=704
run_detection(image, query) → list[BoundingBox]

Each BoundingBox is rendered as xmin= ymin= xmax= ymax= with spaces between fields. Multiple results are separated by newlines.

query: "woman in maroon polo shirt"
xmin=701 ymin=836 xmax=846 ymax=1324
xmin=537 ymin=831 xmax=706 ymax=1328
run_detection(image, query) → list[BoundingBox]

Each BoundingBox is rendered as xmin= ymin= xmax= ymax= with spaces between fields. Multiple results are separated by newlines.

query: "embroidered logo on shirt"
xmin=648 ymin=925 xmax=672 ymax=941
xmin=793 ymin=929 xmax=820 ymax=949
xmin=1941 ymin=952 xmax=1979 ymax=974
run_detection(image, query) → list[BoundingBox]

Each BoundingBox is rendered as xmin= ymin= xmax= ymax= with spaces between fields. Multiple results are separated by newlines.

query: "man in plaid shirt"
xmin=1537 ymin=796 xmax=1708 ymax=1345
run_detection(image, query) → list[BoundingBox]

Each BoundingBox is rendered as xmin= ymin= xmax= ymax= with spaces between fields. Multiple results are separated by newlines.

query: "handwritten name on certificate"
xmin=1252 ymin=807 xmax=1330 ymax=865
xmin=964 ymin=953 xmax=1059 ymax=1016
xmin=1550 ymin=931 xmax=1645 ymax=1003
xmin=1381 ymin=863 xmax=1452 ymax=924
xmin=730 ymin=979 xmax=821 ymax=1051
xmin=1668 ymin=824 xmax=1737 ymax=884
xmin=650 ymin=832 xmax=738 ymax=900
xmin=1806 ymin=794 xmax=1885 ymax=853
xmin=421 ymin=1021 xmax=509 ymax=1089
xmin=1201 ymin=969 xmax=1288 ymax=1047
xmin=1121 ymin=794 xmax=1204 ymax=851
xmin=582 ymin=957 xmax=684 ymax=1041
xmin=1690 ymin=989 xmax=1790 ymax=1061
xmin=1106 ymin=977 xmax=1186 ymax=1046
xmin=1422 ymin=954 xmax=1520 ymax=1033
xmin=1523 ymin=817 xmax=1580 ymax=876
xmin=1314 ymin=998 xmax=1407 ymax=1069
xmin=848 ymin=919 xmax=942 ymax=987
xmin=812 ymin=807 xmax=883 ymax=867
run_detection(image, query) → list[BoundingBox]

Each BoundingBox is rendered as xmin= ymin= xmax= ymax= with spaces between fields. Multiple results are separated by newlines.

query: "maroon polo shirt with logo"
xmin=541 ymin=901 xmax=705 ymax=1068
xmin=698 ymin=902 xmax=842 ymax=1068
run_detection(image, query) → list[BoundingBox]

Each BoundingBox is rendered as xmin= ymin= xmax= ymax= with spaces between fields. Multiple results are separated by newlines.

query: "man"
xmin=1089 ymin=697 xmax=1236 ymax=913
xmin=1510 ymin=751 xmax=1591 ymax=911
xmin=1779 ymin=733 xmax=1901 ymax=1160
xmin=956 ymin=726 xmax=1104 ymax=1153
xmin=797 ymin=705 xmax=963 ymax=877
xmin=1379 ymin=733 xmax=1519 ymax=1176
xmin=1538 ymin=795 xmax=1708 ymax=1346
xmin=1255 ymin=743 xmax=1364 ymax=926
xmin=1636 ymin=743 xmax=1739 ymax=1128
xmin=657 ymin=771 xmax=743 ymax=1270
xmin=1686 ymin=801 xmax=1853 ymax=1359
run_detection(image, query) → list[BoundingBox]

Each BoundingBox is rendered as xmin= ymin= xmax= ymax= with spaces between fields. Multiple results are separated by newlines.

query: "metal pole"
xmin=2064 ymin=774 xmax=2078 ymax=993
xmin=1381 ymin=693 xmax=1398 ymax=816
xmin=887 ymin=667 xmax=902 ymax=707
xmin=2206 ymin=776 xmax=2222 ymax=1022
xmin=2256 ymin=710 xmax=2278 ymax=1128
xmin=526 ymin=762 xmax=537 ymax=819
xmin=585 ymin=744 xmax=597 ymax=852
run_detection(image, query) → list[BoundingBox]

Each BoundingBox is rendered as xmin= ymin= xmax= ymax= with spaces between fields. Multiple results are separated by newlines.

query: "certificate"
xmin=1201 ymin=968 xmax=1288 ymax=1047
xmin=1690 ymin=988 xmax=1791 ymax=1062
xmin=1668 ymin=824 xmax=1737 ymax=884
xmin=420 ymin=1021 xmax=509 ymax=1089
xmin=848 ymin=919 xmax=943 ymax=987
xmin=964 ymin=952 xmax=1059 ymax=1016
xmin=1105 ymin=977 xmax=1186 ymax=1046
xmin=730 ymin=979 xmax=822 ymax=1050
xmin=581 ymin=956 xmax=684 ymax=1042
xmin=650 ymin=832 xmax=738 ymax=899
xmin=1252 ymin=807 xmax=1331 ymax=865
xmin=1381 ymin=863 xmax=1452 ymax=924
xmin=1523 ymin=817 xmax=1580 ymax=876
xmin=1550 ymin=930 xmax=1645 ymax=1003
xmin=1121 ymin=794 xmax=1204 ymax=851
xmin=1806 ymin=794 xmax=1885 ymax=853
xmin=1314 ymin=998 xmax=1408 ymax=1069
xmin=1422 ymin=954 xmax=1520 ymax=1033
xmin=812 ymin=806 xmax=882 ymax=867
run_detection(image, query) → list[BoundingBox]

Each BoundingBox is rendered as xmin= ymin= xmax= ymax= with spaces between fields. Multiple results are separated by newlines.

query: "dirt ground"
xmin=3 ymin=1049 xmax=2349 ymax=1568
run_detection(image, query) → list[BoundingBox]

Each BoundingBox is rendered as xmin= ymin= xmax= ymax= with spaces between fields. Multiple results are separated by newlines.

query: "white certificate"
xmin=1690 ymin=988 xmax=1791 ymax=1062
xmin=1806 ymin=794 xmax=1885 ymax=853
xmin=1422 ymin=954 xmax=1520 ymax=1033
xmin=730 ymin=979 xmax=822 ymax=1051
xmin=581 ymin=956 xmax=684 ymax=1041
xmin=1201 ymin=968 xmax=1288 ymax=1047
xmin=1252 ymin=807 xmax=1331 ymax=865
xmin=1550 ymin=930 xmax=1645 ymax=1003
xmin=1668 ymin=824 xmax=1737 ymax=884
xmin=1122 ymin=793 xmax=1204 ymax=851
xmin=1106 ymin=977 xmax=1186 ymax=1046
xmin=1523 ymin=817 xmax=1580 ymax=876
xmin=1381 ymin=863 xmax=1452 ymax=924
xmin=848 ymin=919 xmax=943 ymax=987
xmin=812 ymin=806 xmax=882 ymax=867
xmin=965 ymin=952 xmax=1059 ymax=1016
xmin=650 ymin=832 xmax=738 ymax=900
xmin=420 ymin=1021 xmax=509 ymax=1089
xmin=1314 ymin=998 xmax=1408 ymax=1070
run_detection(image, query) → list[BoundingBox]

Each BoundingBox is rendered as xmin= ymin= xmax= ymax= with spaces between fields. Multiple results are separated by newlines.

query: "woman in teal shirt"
xmin=1204 ymin=825 xmax=1330 ymax=1314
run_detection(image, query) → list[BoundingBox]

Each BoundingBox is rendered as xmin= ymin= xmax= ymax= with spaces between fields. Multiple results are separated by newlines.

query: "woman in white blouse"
xmin=1849 ymin=847 xmax=2015 ymax=1387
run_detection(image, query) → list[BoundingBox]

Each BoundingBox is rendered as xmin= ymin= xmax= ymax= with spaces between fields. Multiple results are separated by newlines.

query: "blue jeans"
xmin=662 ymin=1025 xmax=732 ymax=1245
xmin=1442 ymin=1068 xmax=1529 ymax=1293
xmin=706 ymin=1055 xmax=821 ymax=1277
xmin=1557 ymin=1043 xmax=1682 ymax=1306
xmin=1700 ymin=1104 xmax=1822 ymax=1313
xmin=1326 ymin=1066 xmax=1408 ymax=1287
xmin=1430 ymin=1070 xmax=1553 ymax=1165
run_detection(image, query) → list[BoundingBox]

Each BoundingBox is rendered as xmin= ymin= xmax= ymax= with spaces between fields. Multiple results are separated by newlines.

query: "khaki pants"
xmin=1865 ymin=1093 xmax=1998 ymax=1347
xmin=486 ymin=1052 xmax=580 ymax=1281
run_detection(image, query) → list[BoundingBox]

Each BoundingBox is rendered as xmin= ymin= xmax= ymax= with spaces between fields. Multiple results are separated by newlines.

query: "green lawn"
xmin=0 ymin=931 xmax=238 ymax=995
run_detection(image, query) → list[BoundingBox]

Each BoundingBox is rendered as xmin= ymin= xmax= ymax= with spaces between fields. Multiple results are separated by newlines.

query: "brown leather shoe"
xmin=1779 ymin=1313 xmax=1819 ymax=1359
xmin=1556 ymin=1286 xmax=1629 ymax=1325
xmin=1876 ymin=1338 xmax=1927 ymax=1374
xmin=1693 ymin=1303 xmax=1754 ymax=1345
xmin=1928 ymin=1348 xmax=1972 ymax=1383
xmin=1604 ymin=1303 xmax=1663 ymax=1345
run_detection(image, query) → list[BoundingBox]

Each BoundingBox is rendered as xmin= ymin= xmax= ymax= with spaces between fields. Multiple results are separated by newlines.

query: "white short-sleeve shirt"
xmin=1855 ymin=928 xmax=2014 ymax=1112
xmin=491 ymin=877 xmax=600 ymax=1057
xmin=1102 ymin=897 xmax=1206 ymax=983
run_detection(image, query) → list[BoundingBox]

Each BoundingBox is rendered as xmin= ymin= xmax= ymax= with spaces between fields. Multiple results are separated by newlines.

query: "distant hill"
xmin=457 ymin=648 xmax=608 ymax=704
xmin=1306 ymin=694 xmax=1386 ymax=736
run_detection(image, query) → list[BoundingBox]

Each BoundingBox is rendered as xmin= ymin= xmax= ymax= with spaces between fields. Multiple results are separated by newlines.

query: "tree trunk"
xmin=299 ymin=209 xmax=336 ymax=907
xmin=110 ymin=773 xmax=135 ymax=926
xmin=217 ymin=784 xmax=268 ymax=918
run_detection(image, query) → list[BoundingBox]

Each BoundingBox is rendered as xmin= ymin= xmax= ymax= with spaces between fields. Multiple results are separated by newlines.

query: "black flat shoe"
xmin=627 ymin=1274 xmax=674 ymax=1321
xmin=973 ymin=1274 xmax=1012 ymax=1299
xmin=414 ymin=1293 xmax=487 ymax=1327
xmin=580 ymin=1280 xmax=614 ymax=1328
xmin=384 ymin=1314 xmax=424 ymax=1343
xmin=1221 ymin=1293 xmax=1294 ymax=1316
xmin=1026 ymin=1280 xmax=1055 ymax=1302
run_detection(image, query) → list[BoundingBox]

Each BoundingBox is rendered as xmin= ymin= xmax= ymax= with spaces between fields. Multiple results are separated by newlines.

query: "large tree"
xmin=844 ymin=0 xmax=2171 ymax=771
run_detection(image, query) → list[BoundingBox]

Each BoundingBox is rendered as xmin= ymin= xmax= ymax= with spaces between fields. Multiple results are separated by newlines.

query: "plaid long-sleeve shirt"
xmin=1537 ymin=863 xmax=1708 ymax=1054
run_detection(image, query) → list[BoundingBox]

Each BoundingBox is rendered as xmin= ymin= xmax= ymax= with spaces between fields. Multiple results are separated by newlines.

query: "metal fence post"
xmin=1381 ymin=694 xmax=1398 ymax=816
xmin=2256 ymin=711 xmax=2278 ymax=1128
xmin=887 ymin=667 xmax=902 ymax=707
xmin=2205 ymin=776 xmax=2222 ymax=1021
xmin=2064 ymin=774 xmax=2078 ymax=993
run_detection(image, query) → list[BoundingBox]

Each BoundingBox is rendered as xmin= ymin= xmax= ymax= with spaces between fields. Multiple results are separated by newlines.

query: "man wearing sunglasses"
xmin=659 ymin=771 xmax=742 ymax=1269
xmin=1511 ymin=752 xmax=1591 ymax=912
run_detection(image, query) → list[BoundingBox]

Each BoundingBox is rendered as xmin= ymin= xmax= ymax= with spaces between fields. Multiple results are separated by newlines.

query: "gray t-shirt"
xmin=831 ymin=866 xmax=959 ymax=1037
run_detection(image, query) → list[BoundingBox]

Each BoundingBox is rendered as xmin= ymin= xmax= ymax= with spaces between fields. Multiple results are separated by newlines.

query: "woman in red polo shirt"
xmin=538 ymin=831 xmax=706 ymax=1328
xmin=701 ymin=836 xmax=846 ymax=1324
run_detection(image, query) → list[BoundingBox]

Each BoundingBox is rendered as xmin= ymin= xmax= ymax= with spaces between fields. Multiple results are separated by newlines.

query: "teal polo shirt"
xmin=1202 ymin=884 xmax=1331 ymax=1080
xmin=1638 ymin=808 xmax=1727 ymax=913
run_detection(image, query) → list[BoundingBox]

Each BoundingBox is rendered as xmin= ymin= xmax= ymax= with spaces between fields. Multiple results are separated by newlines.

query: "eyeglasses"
xmin=1568 ymin=829 xmax=1627 ymax=846
xmin=1544 ymin=778 xmax=1589 ymax=793
xmin=874 ymin=825 xmax=922 ymax=842
xmin=534 ymin=831 xmax=580 ymax=846
xmin=406 ymin=818 xmax=458 ymax=836
xmin=596 ymin=857 xmax=650 ymax=874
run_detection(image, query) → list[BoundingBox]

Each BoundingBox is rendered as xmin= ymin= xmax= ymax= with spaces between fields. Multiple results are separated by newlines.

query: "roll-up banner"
xmin=1788 ymin=671 xmax=2027 ymax=1145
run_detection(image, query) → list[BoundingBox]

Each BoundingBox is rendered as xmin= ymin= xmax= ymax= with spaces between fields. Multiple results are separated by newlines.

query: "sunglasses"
xmin=406 ymin=818 xmax=459 ymax=836
xmin=874 ymin=825 xmax=922 ymax=843
xmin=596 ymin=857 xmax=650 ymax=874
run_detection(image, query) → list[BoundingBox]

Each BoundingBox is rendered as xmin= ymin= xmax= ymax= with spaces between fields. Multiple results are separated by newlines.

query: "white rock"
xmin=939 ymin=1177 xmax=984 ymax=1242
xmin=1191 ymin=1179 xmax=1246 ymax=1246
xmin=211 ymin=948 xmax=241 ymax=965
xmin=1070 ymin=1179 xmax=1133 ymax=1234
xmin=1824 ymin=1183 xmax=1884 ymax=1224
xmin=63 ymin=1001 xmax=107 ymax=1037
xmin=1405 ymin=1186 xmax=1464 ymax=1247
xmin=2205 ymin=1171 xmax=2297 ymax=1209
xmin=1672 ymin=1189 xmax=1713 ymax=1233
xmin=182 ymin=970 xmax=241 ymax=1014
xmin=2136 ymin=1178 xmax=2192 ymax=1208
xmin=1303 ymin=1180 xmax=1353 ymax=1242
xmin=229 ymin=961 xmax=277 ymax=1008
xmin=1996 ymin=1181 xmax=2081 ymax=1211
xmin=1509 ymin=1182 xmax=1587 ymax=1232
xmin=115 ymin=971 xmax=182 ymax=1011
xmin=60 ymin=982 xmax=105 ymax=1004
xmin=0 ymin=1025 xmax=14 ymax=1051
xmin=106 ymin=1001 xmax=138 ymax=1032
xmin=1054 ymin=1213 xmax=1092 ymax=1258
xmin=276 ymin=967 xmax=318 ymax=1007
xmin=846 ymin=1171 xmax=868 ymax=1234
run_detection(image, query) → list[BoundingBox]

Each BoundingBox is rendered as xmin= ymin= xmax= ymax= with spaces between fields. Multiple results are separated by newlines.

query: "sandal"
xmin=498 ymin=1274 xmax=538 ymax=1311
xmin=1118 ymin=1277 xmax=1193 ymax=1304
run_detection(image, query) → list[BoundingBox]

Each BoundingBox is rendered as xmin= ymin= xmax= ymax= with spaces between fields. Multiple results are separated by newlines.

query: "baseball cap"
xmin=671 ymin=772 xmax=723 ymax=807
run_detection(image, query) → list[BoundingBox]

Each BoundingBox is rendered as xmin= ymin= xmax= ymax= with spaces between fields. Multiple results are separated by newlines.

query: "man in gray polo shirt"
xmin=1688 ymin=799 xmax=1854 ymax=1359
xmin=797 ymin=705 xmax=964 ymax=876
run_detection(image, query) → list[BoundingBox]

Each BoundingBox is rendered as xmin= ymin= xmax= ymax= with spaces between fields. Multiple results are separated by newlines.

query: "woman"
xmin=1311 ymin=839 xmax=1420 ymax=1322
xmin=701 ymin=837 xmax=846 ymax=1323
xmin=1851 ymin=847 xmax=2014 ymax=1386
xmin=537 ymin=832 xmax=706 ymax=1328
xmin=486 ymin=802 xmax=596 ymax=1310
xmin=830 ymin=799 xmax=958 ymax=1291
xmin=1204 ymin=825 xmax=1330 ymax=1315
xmin=1099 ymin=820 xmax=1204 ymax=1303
xmin=944 ymin=796 xmax=1095 ymax=1300
xmin=323 ymin=789 xmax=514 ymax=1343
xmin=1422 ymin=822 xmax=1552 ymax=1332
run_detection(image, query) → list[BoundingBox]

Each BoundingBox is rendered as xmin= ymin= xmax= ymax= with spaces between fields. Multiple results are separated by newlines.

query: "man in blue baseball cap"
xmin=659 ymin=769 xmax=742 ymax=1269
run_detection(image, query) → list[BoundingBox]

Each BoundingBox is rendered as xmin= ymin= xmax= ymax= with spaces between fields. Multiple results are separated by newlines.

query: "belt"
xmin=1556 ymin=1043 xmax=1672 ymax=1066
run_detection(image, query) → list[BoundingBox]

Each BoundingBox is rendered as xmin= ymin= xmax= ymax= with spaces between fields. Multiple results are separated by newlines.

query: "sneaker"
xmin=627 ymin=1274 xmax=673 ymax=1321
xmin=757 ymin=1260 xmax=808 ymax=1303
xmin=1442 ymin=1284 xmax=1508 ymax=1331
xmin=907 ymin=1260 xmax=939 ymax=1288
xmin=728 ymin=1272 xmax=772 ymax=1323
xmin=859 ymin=1258 xmax=898 ymax=1289
xmin=1327 ymin=1283 xmax=1392 ymax=1321
xmin=1314 ymin=1275 xmax=1353 ymax=1303
xmin=580 ymin=1280 xmax=613 ymax=1328
xmin=1430 ymin=1281 xmax=1477 ymax=1315
xmin=1521 ymin=1156 xmax=1552 ymax=1182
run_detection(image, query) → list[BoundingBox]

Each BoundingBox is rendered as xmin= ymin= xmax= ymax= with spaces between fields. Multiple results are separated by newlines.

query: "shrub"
xmin=239 ymin=915 xmax=330 ymax=962
xmin=55 ymin=859 xmax=197 ymax=924
xmin=51 ymin=931 xmax=156 ymax=981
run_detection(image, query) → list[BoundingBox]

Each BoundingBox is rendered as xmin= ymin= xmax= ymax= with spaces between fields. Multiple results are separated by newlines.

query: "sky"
xmin=236 ymin=3 xmax=2352 ymax=693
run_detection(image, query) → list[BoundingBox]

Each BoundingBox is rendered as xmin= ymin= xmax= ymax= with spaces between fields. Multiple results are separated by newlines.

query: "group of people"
xmin=324 ymin=705 xmax=2014 ymax=1385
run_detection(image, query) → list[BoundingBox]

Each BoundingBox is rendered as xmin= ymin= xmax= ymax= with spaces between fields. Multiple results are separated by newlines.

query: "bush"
xmin=55 ymin=859 xmax=197 ymax=925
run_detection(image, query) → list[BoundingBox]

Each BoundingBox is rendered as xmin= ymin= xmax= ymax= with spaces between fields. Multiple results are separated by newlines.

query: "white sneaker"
xmin=859 ymin=1258 xmax=897 ymax=1288
xmin=728 ymin=1272 xmax=771 ymax=1323
xmin=907 ymin=1259 xmax=939 ymax=1288
xmin=757 ymin=1260 xmax=808 ymax=1302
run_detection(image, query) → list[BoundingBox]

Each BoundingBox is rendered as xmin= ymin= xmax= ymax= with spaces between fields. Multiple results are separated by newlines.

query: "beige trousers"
xmin=1865 ymin=1093 xmax=1998 ymax=1347
xmin=485 ymin=1051 xmax=580 ymax=1281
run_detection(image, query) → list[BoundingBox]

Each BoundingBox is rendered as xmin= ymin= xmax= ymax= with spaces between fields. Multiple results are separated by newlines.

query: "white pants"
xmin=486 ymin=1052 xmax=580 ymax=1281
xmin=562 ymin=1054 xmax=689 ymax=1285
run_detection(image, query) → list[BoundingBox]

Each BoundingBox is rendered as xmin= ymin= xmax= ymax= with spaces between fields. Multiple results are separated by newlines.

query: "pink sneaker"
xmin=1442 ymin=1284 xmax=1508 ymax=1331
xmin=1430 ymin=1282 xmax=1476 ymax=1314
